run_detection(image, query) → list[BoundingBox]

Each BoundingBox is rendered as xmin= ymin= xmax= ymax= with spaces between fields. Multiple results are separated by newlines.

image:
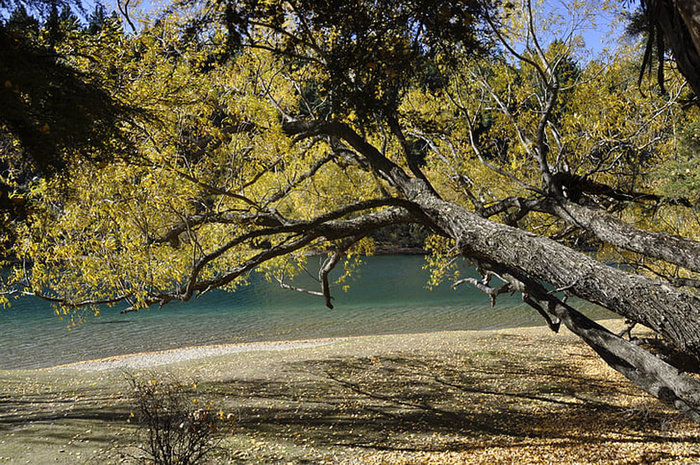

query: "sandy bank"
xmin=3 ymin=321 xmax=699 ymax=464
xmin=51 ymin=338 xmax=340 ymax=371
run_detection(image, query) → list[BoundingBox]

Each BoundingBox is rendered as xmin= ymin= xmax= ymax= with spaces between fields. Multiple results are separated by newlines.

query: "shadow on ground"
xmin=210 ymin=341 xmax=700 ymax=462
xmin=2 ymin=333 xmax=699 ymax=463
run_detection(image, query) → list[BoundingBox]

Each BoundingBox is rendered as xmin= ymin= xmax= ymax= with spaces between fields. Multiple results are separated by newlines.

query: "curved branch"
xmin=175 ymin=204 xmax=421 ymax=301
xmin=482 ymin=6 xmax=548 ymax=84
xmin=264 ymin=152 xmax=335 ymax=206
xmin=454 ymin=88 xmax=541 ymax=194
xmin=151 ymin=210 xmax=249 ymax=247
xmin=537 ymin=197 xmax=700 ymax=273
xmin=275 ymin=277 xmax=325 ymax=297
xmin=282 ymin=119 xmax=414 ymax=190
xmin=169 ymin=167 xmax=261 ymax=209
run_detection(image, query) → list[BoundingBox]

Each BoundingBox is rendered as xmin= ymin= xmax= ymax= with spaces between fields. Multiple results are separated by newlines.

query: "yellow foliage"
xmin=7 ymin=2 xmax=696 ymax=316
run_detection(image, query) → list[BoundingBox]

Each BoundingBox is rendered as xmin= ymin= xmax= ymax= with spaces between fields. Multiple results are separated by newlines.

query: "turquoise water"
xmin=0 ymin=255 xmax=614 ymax=369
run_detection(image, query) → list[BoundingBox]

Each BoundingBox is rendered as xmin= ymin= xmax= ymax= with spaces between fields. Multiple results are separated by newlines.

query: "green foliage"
xmin=197 ymin=0 xmax=492 ymax=122
xmin=3 ymin=0 xmax=697 ymax=316
xmin=8 ymin=15 xmax=389 ymax=308
xmin=654 ymin=114 xmax=700 ymax=206
xmin=406 ymin=39 xmax=686 ymax=220
xmin=0 ymin=3 xmax=134 ymax=175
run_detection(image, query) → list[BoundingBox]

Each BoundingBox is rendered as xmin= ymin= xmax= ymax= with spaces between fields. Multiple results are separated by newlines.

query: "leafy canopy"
xmin=4 ymin=0 xmax=699 ymax=316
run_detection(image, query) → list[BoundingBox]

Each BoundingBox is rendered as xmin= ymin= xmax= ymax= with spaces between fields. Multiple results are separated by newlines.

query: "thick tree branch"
xmin=464 ymin=264 xmax=700 ymax=421
xmin=282 ymin=119 xmax=415 ymax=191
xmin=411 ymin=191 xmax=700 ymax=359
xmin=177 ymin=205 xmax=419 ymax=300
xmin=284 ymin=120 xmax=700 ymax=359
xmin=522 ymin=276 xmax=700 ymax=423
xmin=537 ymin=197 xmax=700 ymax=273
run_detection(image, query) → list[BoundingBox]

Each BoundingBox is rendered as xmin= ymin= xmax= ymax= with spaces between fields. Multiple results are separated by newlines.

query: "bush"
xmin=126 ymin=374 xmax=233 ymax=465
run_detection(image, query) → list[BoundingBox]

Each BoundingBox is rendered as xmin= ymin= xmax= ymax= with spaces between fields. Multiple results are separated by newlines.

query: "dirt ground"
xmin=1 ymin=321 xmax=699 ymax=464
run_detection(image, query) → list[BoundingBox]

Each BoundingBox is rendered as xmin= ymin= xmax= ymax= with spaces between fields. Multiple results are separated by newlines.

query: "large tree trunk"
xmin=411 ymin=190 xmax=700 ymax=420
xmin=413 ymin=191 xmax=700 ymax=360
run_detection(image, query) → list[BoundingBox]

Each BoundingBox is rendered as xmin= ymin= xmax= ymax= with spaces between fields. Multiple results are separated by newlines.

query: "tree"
xmin=0 ymin=1 xmax=138 ymax=259
xmin=0 ymin=1 xmax=135 ymax=174
xmin=633 ymin=0 xmax=700 ymax=99
xmin=7 ymin=0 xmax=700 ymax=422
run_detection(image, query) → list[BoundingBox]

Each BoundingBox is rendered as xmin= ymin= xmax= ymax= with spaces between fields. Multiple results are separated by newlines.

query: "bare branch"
xmin=319 ymin=235 xmax=367 ymax=309
xmin=521 ymin=294 xmax=561 ymax=332
xmin=17 ymin=286 xmax=134 ymax=310
xmin=274 ymin=276 xmax=325 ymax=297
xmin=453 ymin=276 xmax=514 ymax=307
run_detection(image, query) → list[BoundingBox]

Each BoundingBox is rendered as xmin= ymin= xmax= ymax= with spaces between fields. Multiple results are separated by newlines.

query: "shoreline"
xmin=48 ymin=337 xmax=344 ymax=371
xmin=42 ymin=320 xmax=623 ymax=372
xmin=42 ymin=325 xmax=555 ymax=372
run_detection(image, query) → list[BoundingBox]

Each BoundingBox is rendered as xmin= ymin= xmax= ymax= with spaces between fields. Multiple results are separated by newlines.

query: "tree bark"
xmin=412 ymin=190 xmax=700 ymax=360
xmin=520 ymin=277 xmax=700 ymax=423
xmin=537 ymin=198 xmax=700 ymax=273
xmin=418 ymin=191 xmax=700 ymax=420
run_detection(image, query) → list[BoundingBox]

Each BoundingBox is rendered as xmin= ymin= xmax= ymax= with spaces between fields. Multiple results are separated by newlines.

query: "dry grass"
xmin=1 ymin=321 xmax=699 ymax=464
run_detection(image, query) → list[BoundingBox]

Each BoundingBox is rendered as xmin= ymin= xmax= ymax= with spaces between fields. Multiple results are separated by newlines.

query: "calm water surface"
xmin=0 ymin=255 xmax=613 ymax=369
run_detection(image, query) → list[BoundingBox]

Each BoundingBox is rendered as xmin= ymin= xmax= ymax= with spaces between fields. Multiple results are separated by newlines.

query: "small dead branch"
xmin=274 ymin=276 xmax=325 ymax=297
xmin=453 ymin=276 xmax=514 ymax=308
xmin=617 ymin=320 xmax=638 ymax=340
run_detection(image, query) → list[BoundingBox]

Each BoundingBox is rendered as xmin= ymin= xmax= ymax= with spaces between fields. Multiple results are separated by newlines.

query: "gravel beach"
xmin=52 ymin=339 xmax=339 ymax=371
xmin=2 ymin=321 xmax=700 ymax=464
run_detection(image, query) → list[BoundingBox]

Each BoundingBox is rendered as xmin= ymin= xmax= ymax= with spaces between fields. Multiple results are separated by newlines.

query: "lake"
xmin=0 ymin=255 xmax=614 ymax=370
